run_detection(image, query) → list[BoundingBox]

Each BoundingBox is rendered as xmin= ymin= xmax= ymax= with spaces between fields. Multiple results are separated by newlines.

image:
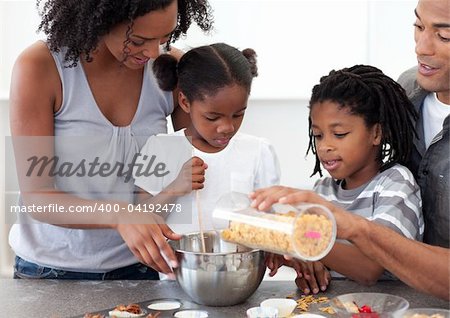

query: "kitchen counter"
xmin=0 ymin=279 xmax=448 ymax=317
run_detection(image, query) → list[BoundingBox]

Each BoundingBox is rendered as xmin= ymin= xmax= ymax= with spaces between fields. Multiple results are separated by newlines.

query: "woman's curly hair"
xmin=36 ymin=0 xmax=213 ymax=66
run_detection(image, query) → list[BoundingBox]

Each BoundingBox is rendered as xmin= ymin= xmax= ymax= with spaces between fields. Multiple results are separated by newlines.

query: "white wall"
xmin=0 ymin=0 xmax=418 ymax=98
xmin=0 ymin=0 xmax=419 ymax=277
xmin=162 ymin=0 xmax=418 ymax=100
xmin=0 ymin=1 xmax=43 ymax=98
xmin=0 ymin=100 xmax=12 ymax=277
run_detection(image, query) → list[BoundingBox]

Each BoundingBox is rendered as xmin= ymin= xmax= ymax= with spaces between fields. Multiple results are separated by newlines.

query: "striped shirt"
xmin=314 ymin=164 xmax=424 ymax=241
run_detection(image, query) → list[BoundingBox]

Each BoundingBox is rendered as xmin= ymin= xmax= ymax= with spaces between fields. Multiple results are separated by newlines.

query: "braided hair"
xmin=152 ymin=43 xmax=258 ymax=102
xmin=37 ymin=0 xmax=213 ymax=67
xmin=307 ymin=64 xmax=418 ymax=177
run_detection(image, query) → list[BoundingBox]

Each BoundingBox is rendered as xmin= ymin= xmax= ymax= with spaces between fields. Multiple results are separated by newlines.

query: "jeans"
xmin=13 ymin=256 xmax=159 ymax=280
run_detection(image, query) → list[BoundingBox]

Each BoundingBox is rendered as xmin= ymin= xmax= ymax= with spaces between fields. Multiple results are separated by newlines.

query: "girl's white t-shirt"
xmin=134 ymin=129 xmax=281 ymax=234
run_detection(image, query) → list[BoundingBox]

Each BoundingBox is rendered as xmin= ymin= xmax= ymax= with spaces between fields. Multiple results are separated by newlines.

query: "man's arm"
xmin=347 ymin=214 xmax=450 ymax=300
xmin=250 ymin=187 xmax=450 ymax=300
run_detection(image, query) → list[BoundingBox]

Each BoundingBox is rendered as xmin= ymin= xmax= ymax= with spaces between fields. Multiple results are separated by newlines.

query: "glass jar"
xmin=212 ymin=192 xmax=337 ymax=261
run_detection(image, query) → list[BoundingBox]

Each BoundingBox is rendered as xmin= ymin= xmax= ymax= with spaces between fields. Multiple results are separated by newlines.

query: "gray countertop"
xmin=0 ymin=279 xmax=448 ymax=317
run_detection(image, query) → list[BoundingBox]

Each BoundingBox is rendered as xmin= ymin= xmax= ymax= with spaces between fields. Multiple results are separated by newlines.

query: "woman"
xmin=9 ymin=0 xmax=213 ymax=280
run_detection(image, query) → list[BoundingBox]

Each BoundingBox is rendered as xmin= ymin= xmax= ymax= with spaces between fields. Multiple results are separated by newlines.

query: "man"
xmin=397 ymin=0 xmax=449 ymax=249
xmin=251 ymin=0 xmax=449 ymax=300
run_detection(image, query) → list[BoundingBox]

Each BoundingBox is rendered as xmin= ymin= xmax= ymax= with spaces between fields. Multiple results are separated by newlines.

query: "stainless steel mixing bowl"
xmin=168 ymin=231 xmax=266 ymax=306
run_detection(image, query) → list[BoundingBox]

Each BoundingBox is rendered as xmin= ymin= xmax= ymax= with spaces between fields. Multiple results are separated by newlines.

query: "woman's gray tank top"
xmin=9 ymin=46 xmax=173 ymax=272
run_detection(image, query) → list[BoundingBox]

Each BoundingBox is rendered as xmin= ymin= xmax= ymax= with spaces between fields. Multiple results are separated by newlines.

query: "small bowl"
xmin=247 ymin=306 xmax=279 ymax=318
xmin=173 ymin=310 xmax=209 ymax=317
xmin=261 ymin=298 xmax=297 ymax=318
xmin=403 ymin=308 xmax=450 ymax=318
xmin=147 ymin=299 xmax=182 ymax=311
xmin=331 ymin=293 xmax=409 ymax=318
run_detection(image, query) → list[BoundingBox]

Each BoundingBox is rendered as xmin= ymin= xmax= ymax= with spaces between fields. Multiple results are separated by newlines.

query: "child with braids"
xmin=9 ymin=0 xmax=213 ymax=279
xmin=134 ymin=43 xmax=280 ymax=235
xmin=266 ymin=65 xmax=423 ymax=292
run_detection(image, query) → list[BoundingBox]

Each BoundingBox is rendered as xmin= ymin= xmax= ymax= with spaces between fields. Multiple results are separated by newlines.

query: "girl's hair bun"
xmin=242 ymin=48 xmax=258 ymax=77
xmin=152 ymin=54 xmax=178 ymax=91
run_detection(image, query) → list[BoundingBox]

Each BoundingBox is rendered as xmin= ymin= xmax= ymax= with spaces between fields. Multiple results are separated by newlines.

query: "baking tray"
xmin=71 ymin=297 xmax=207 ymax=318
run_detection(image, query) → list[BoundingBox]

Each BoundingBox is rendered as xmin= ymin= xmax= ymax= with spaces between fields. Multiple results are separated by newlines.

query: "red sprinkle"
xmin=351 ymin=303 xmax=379 ymax=318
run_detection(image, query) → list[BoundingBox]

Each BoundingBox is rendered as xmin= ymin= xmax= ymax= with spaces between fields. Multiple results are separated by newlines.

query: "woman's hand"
xmin=115 ymin=213 xmax=182 ymax=276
